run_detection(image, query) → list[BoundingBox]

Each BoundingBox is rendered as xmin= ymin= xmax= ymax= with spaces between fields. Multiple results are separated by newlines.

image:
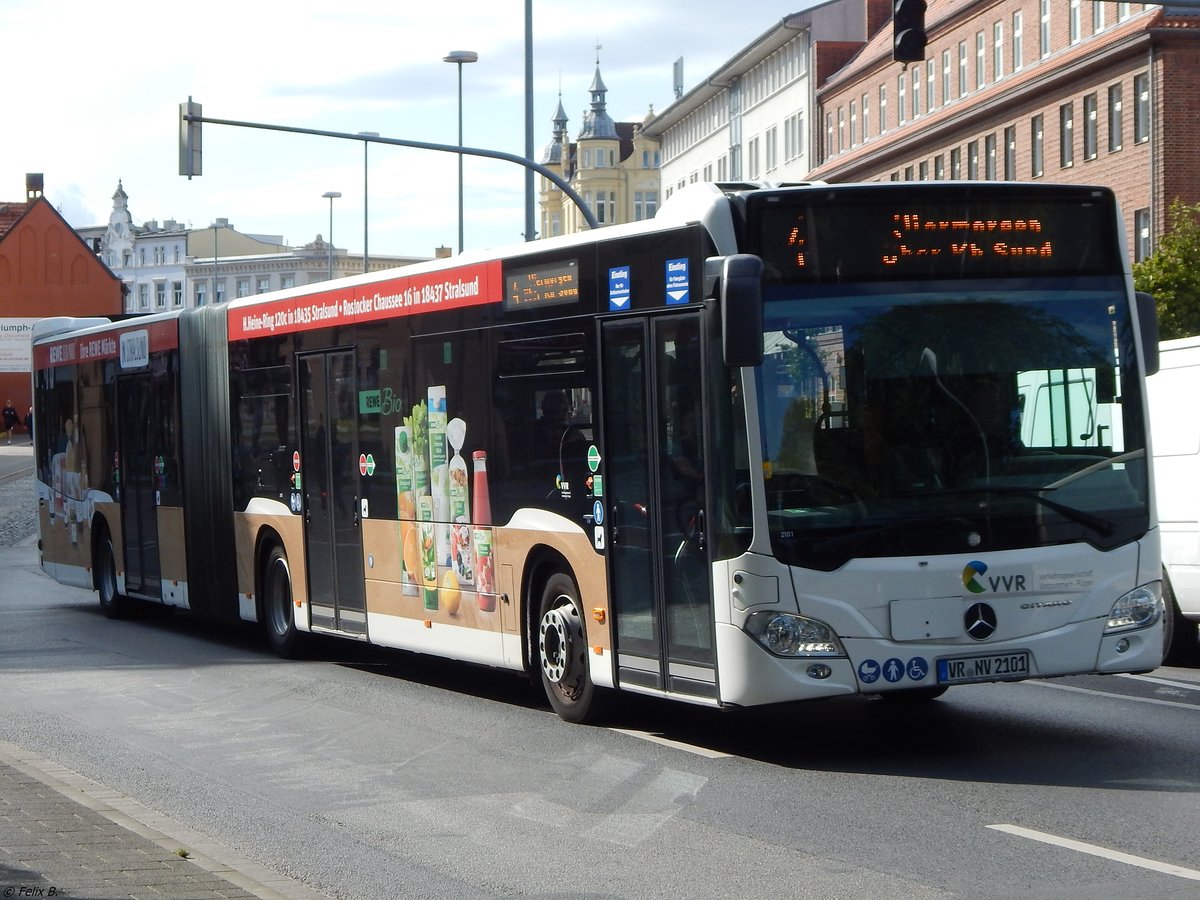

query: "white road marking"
xmin=1028 ymin=679 xmax=1200 ymax=711
xmin=1117 ymin=672 xmax=1200 ymax=692
xmin=989 ymin=824 xmax=1200 ymax=882
xmin=610 ymin=728 xmax=732 ymax=759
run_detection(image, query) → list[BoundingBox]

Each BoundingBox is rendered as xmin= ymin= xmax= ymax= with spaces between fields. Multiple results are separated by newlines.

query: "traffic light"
xmin=893 ymin=0 xmax=928 ymax=64
xmin=179 ymin=97 xmax=202 ymax=179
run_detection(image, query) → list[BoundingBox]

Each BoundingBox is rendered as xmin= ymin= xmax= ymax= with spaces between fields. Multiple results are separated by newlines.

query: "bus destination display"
xmin=753 ymin=190 xmax=1118 ymax=282
xmin=504 ymin=260 xmax=580 ymax=310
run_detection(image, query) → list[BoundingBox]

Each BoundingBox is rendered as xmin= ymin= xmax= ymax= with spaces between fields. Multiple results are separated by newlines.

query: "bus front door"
xmin=602 ymin=315 xmax=716 ymax=700
xmin=299 ymin=350 xmax=367 ymax=637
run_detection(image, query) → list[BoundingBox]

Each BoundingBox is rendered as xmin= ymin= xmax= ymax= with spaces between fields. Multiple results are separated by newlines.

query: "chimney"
xmin=435 ymin=246 xmax=453 ymax=259
xmin=26 ymin=173 xmax=44 ymax=204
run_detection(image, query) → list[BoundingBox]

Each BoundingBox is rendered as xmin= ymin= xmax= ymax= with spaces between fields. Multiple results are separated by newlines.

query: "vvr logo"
xmin=963 ymin=560 xmax=988 ymax=594
xmin=963 ymin=560 xmax=1028 ymax=594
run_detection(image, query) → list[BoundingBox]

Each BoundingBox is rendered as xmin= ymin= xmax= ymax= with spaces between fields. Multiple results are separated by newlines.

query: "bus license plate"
xmin=936 ymin=651 xmax=1030 ymax=685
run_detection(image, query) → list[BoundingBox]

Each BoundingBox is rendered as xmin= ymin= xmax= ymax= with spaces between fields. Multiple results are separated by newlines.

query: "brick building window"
xmin=1093 ymin=1 xmax=1105 ymax=34
xmin=985 ymin=133 xmax=997 ymax=179
xmin=898 ymin=75 xmax=907 ymax=123
xmin=912 ymin=67 xmax=921 ymax=119
xmin=993 ymin=22 xmax=1004 ymax=79
xmin=1134 ymin=208 xmax=1151 ymax=262
xmin=951 ymin=147 xmax=962 ymax=179
xmin=1070 ymin=0 xmax=1081 ymax=44
xmin=1013 ymin=11 xmax=1023 ymax=71
xmin=1004 ymin=125 xmax=1017 ymax=179
xmin=942 ymin=51 xmax=951 ymax=106
xmin=958 ymin=41 xmax=968 ymax=97
xmin=1108 ymin=84 xmax=1123 ymax=152
xmin=968 ymin=140 xmax=980 ymax=179
xmin=1031 ymin=114 xmax=1045 ymax=177
xmin=1084 ymin=93 xmax=1098 ymax=159
xmin=935 ymin=154 xmax=945 ymax=180
xmin=879 ymin=85 xmax=888 ymax=134
xmin=860 ymin=96 xmax=869 ymax=141
xmin=919 ymin=160 xmax=929 ymax=181
xmin=976 ymin=32 xmax=986 ymax=89
xmin=1134 ymin=73 xmax=1150 ymax=144
xmin=1040 ymin=0 xmax=1051 ymax=59
xmin=1060 ymin=103 xmax=1074 ymax=168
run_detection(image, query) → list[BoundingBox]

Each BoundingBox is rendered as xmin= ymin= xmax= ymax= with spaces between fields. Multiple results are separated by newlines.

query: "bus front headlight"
xmin=1104 ymin=584 xmax=1162 ymax=634
xmin=744 ymin=611 xmax=846 ymax=658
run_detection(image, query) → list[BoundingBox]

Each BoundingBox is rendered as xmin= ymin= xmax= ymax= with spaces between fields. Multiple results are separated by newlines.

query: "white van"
xmin=1148 ymin=336 xmax=1200 ymax=664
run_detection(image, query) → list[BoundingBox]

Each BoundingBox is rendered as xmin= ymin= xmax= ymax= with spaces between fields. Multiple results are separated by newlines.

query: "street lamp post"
xmin=443 ymin=50 xmax=478 ymax=254
xmin=358 ymin=132 xmax=379 ymax=274
xmin=322 ymin=190 xmax=341 ymax=280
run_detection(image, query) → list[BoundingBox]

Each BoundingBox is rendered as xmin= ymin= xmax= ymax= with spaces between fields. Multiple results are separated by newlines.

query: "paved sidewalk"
xmin=0 ymin=740 xmax=327 ymax=900
xmin=0 ymin=453 xmax=328 ymax=899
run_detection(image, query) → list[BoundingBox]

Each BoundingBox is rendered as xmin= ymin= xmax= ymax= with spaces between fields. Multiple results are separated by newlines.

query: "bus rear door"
xmin=299 ymin=349 xmax=368 ymax=637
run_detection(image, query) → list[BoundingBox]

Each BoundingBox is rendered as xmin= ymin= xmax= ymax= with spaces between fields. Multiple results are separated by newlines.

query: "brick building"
xmin=0 ymin=174 xmax=124 ymax=416
xmin=808 ymin=1 xmax=1200 ymax=263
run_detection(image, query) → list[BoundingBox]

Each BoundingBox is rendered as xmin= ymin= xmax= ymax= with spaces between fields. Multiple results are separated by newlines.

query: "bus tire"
xmin=537 ymin=571 xmax=605 ymax=724
xmin=263 ymin=543 xmax=302 ymax=659
xmin=880 ymin=685 xmax=948 ymax=703
xmin=96 ymin=526 xmax=129 ymax=620
xmin=1162 ymin=573 xmax=1199 ymax=666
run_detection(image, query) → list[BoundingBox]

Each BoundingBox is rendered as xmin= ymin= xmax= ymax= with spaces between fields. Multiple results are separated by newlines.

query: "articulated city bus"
xmin=32 ymin=181 xmax=1165 ymax=722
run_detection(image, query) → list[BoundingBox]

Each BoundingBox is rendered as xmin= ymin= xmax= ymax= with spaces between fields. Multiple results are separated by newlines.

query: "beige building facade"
xmin=538 ymin=64 xmax=662 ymax=238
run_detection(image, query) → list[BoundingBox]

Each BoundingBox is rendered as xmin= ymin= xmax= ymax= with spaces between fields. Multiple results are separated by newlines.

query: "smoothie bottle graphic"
xmin=419 ymin=495 xmax=438 ymax=611
xmin=396 ymin=425 xmax=419 ymax=596
xmin=472 ymin=450 xmax=496 ymax=612
xmin=446 ymin=417 xmax=474 ymax=588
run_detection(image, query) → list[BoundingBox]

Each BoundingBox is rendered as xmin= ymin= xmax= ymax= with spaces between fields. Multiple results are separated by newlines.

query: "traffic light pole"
xmin=178 ymin=104 xmax=600 ymax=231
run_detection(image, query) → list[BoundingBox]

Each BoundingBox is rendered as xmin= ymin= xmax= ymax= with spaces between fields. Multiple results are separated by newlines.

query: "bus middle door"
xmin=601 ymin=314 xmax=716 ymax=701
xmin=299 ymin=349 xmax=367 ymax=637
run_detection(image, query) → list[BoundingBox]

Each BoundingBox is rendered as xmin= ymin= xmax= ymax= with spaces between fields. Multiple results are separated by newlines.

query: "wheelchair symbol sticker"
xmin=906 ymin=657 xmax=929 ymax=680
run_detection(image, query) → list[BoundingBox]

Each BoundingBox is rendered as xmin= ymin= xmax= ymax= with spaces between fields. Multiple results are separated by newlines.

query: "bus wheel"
xmin=263 ymin=544 xmax=302 ymax=659
xmin=881 ymin=685 xmax=948 ymax=703
xmin=96 ymin=527 xmax=129 ymax=620
xmin=537 ymin=571 xmax=604 ymax=724
xmin=1163 ymin=573 xmax=1199 ymax=666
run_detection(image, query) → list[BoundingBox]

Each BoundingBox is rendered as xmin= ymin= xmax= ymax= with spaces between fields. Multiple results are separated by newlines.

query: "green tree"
xmin=1133 ymin=199 xmax=1200 ymax=340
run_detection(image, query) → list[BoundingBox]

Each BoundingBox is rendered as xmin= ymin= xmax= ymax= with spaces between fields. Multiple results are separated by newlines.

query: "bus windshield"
xmin=756 ymin=276 xmax=1150 ymax=571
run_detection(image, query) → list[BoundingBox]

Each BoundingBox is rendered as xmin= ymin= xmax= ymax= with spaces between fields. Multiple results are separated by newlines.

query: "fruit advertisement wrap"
xmin=395 ymin=384 xmax=494 ymax=617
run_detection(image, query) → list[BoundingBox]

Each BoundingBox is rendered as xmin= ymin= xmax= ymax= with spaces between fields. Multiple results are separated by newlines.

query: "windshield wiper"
xmin=938 ymin=485 xmax=1115 ymax=536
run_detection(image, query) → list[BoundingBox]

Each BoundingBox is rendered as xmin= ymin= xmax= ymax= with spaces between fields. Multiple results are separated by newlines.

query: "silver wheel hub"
xmin=539 ymin=597 xmax=581 ymax=684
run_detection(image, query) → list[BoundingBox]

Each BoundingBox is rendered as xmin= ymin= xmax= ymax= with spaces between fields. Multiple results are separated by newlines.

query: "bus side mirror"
xmin=1135 ymin=291 xmax=1159 ymax=376
xmin=721 ymin=254 xmax=764 ymax=368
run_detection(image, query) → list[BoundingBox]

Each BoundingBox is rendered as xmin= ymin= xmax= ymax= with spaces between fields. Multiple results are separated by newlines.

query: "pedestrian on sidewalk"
xmin=25 ymin=406 xmax=33 ymax=444
xmin=2 ymin=401 xmax=19 ymax=444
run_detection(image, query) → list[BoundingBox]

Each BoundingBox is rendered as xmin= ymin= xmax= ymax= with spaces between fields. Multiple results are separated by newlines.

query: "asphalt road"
xmin=2 ymin=530 xmax=1198 ymax=900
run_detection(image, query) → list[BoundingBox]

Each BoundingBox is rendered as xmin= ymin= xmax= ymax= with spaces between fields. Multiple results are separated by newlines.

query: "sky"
xmin=1 ymin=1 xmax=804 ymax=259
